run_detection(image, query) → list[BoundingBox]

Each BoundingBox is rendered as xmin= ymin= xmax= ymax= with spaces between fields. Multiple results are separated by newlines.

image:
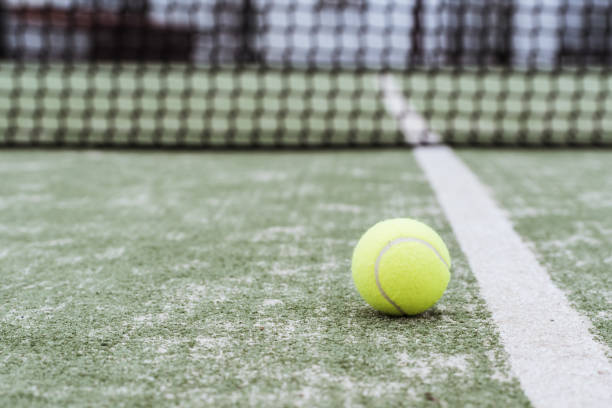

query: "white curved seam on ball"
xmin=374 ymin=237 xmax=449 ymax=315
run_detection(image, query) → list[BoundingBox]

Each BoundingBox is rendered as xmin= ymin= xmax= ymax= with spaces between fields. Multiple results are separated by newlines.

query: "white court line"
xmin=379 ymin=74 xmax=612 ymax=408
xmin=376 ymin=74 xmax=440 ymax=145
xmin=415 ymin=147 xmax=612 ymax=408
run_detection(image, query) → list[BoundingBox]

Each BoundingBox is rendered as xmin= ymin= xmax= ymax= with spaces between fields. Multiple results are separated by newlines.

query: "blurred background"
xmin=0 ymin=0 xmax=611 ymax=146
xmin=4 ymin=0 xmax=611 ymax=67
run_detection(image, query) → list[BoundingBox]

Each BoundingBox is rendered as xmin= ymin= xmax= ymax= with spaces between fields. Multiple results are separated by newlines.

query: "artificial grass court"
xmin=0 ymin=150 xmax=609 ymax=407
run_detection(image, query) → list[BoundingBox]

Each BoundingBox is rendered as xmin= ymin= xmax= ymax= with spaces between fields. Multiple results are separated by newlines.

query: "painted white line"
xmin=414 ymin=145 xmax=612 ymax=408
xmin=378 ymin=76 xmax=612 ymax=407
xmin=376 ymin=74 xmax=439 ymax=145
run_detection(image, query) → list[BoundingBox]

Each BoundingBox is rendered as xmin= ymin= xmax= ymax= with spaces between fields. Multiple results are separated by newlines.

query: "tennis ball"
xmin=351 ymin=218 xmax=451 ymax=315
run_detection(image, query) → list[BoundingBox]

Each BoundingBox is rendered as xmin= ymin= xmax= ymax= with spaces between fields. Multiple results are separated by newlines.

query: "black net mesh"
xmin=1 ymin=0 xmax=611 ymax=148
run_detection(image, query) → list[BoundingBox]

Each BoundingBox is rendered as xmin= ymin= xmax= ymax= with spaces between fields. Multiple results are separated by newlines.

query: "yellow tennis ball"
xmin=351 ymin=218 xmax=451 ymax=315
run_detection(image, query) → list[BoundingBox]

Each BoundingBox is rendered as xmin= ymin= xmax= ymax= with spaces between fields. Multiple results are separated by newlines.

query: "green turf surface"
xmin=0 ymin=151 xmax=529 ymax=407
xmin=0 ymin=64 xmax=400 ymax=146
xmin=459 ymin=150 xmax=612 ymax=352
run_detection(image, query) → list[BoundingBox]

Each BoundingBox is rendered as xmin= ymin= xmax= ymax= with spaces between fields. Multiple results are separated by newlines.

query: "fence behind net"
xmin=0 ymin=0 xmax=611 ymax=148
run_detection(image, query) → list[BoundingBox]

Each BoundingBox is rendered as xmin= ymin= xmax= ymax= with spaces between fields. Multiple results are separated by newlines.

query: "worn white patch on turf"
xmin=0 ymin=224 xmax=44 ymax=235
xmin=262 ymin=299 xmax=283 ymax=307
xmin=165 ymin=231 xmax=186 ymax=241
xmin=170 ymin=259 xmax=210 ymax=273
xmin=133 ymin=313 xmax=169 ymax=326
xmin=95 ymin=247 xmax=125 ymax=260
xmin=414 ymin=145 xmax=612 ymax=408
xmin=56 ymin=255 xmax=83 ymax=266
xmin=397 ymin=352 xmax=468 ymax=379
xmin=32 ymin=238 xmax=73 ymax=248
xmin=252 ymin=226 xmax=306 ymax=242
xmin=109 ymin=192 xmax=151 ymax=207
xmin=376 ymin=74 xmax=439 ymax=145
xmin=317 ymin=203 xmax=362 ymax=214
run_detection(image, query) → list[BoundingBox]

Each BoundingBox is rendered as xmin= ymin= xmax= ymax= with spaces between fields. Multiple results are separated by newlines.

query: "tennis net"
xmin=1 ymin=0 xmax=611 ymax=148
